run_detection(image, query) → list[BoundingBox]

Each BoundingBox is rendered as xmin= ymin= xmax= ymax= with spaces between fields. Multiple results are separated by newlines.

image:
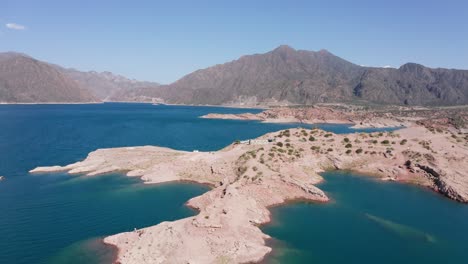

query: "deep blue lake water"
xmin=0 ymin=103 xmax=465 ymax=263
xmin=262 ymin=171 xmax=468 ymax=264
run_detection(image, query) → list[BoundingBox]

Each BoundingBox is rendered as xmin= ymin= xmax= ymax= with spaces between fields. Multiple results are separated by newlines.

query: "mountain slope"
xmin=2 ymin=47 xmax=467 ymax=106
xmin=0 ymin=52 xmax=97 ymax=103
xmin=119 ymin=45 xmax=468 ymax=106
xmin=354 ymin=63 xmax=468 ymax=105
xmin=59 ymin=68 xmax=160 ymax=101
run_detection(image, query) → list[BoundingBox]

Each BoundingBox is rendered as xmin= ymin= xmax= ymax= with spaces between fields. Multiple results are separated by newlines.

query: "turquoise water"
xmin=0 ymin=103 xmax=453 ymax=264
xmin=262 ymin=171 xmax=468 ymax=263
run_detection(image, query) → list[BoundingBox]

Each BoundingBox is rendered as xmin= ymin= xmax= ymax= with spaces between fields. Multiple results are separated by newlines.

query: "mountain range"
xmin=0 ymin=52 xmax=159 ymax=103
xmin=1 ymin=46 xmax=467 ymax=106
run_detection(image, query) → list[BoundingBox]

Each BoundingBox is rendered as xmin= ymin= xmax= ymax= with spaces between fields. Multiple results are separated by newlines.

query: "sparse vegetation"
xmin=281 ymin=130 xmax=291 ymax=137
xmin=237 ymin=166 xmax=248 ymax=176
xmin=311 ymin=146 xmax=320 ymax=151
xmin=345 ymin=143 xmax=352 ymax=148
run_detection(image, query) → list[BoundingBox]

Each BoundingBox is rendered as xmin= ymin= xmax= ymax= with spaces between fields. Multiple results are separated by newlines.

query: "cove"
xmin=261 ymin=171 xmax=468 ymax=263
xmin=0 ymin=103 xmax=407 ymax=263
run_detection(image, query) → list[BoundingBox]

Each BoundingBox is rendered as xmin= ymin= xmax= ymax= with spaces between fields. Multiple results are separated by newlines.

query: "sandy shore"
xmin=31 ymin=121 xmax=468 ymax=263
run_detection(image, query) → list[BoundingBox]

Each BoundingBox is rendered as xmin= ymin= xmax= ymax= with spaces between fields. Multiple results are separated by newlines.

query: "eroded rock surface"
xmin=31 ymin=124 xmax=468 ymax=263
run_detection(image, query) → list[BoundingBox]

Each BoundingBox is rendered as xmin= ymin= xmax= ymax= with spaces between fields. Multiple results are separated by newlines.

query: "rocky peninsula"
xmin=31 ymin=106 xmax=468 ymax=263
xmin=201 ymin=104 xmax=468 ymax=129
xmin=200 ymin=105 xmax=407 ymax=128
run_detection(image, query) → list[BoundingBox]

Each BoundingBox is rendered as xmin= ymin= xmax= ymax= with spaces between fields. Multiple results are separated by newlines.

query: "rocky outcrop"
xmin=201 ymin=105 xmax=408 ymax=128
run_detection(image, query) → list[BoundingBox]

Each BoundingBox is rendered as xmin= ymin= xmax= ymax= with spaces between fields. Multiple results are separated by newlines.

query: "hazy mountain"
xmin=117 ymin=45 xmax=468 ymax=106
xmin=0 ymin=52 xmax=160 ymax=103
xmin=58 ymin=68 xmax=160 ymax=101
xmin=0 ymin=52 xmax=97 ymax=103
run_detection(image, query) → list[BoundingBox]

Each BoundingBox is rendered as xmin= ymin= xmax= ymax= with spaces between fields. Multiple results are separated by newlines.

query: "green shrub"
xmin=381 ymin=140 xmax=390 ymax=145
xmin=356 ymin=148 xmax=363 ymax=154
xmin=309 ymin=136 xmax=316 ymax=141
xmin=276 ymin=142 xmax=283 ymax=147
xmin=311 ymin=146 xmax=320 ymax=151
xmin=343 ymin=138 xmax=350 ymax=143
xmin=400 ymin=139 xmax=408 ymax=145
xmin=345 ymin=149 xmax=352 ymax=154
xmin=345 ymin=143 xmax=352 ymax=148
xmin=237 ymin=166 xmax=248 ymax=175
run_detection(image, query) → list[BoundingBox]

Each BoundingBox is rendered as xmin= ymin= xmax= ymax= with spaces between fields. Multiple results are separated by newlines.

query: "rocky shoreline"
xmin=31 ymin=116 xmax=468 ymax=263
xmin=200 ymin=106 xmax=408 ymax=129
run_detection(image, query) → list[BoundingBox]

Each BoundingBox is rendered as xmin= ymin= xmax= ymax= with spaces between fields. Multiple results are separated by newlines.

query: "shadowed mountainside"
xmin=115 ymin=45 xmax=468 ymax=106
xmin=2 ymin=47 xmax=468 ymax=105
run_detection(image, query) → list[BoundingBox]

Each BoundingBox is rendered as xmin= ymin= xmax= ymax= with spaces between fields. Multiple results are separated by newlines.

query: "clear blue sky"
xmin=1 ymin=0 xmax=467 ymax=84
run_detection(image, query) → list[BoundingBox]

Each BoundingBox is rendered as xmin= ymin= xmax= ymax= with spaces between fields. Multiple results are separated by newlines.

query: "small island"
xmin=31 ymin=106 xmax=467 ymax=263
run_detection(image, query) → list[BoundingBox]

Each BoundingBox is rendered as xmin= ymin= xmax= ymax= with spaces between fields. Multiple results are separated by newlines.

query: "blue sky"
xmin=1 ymin=0 xmax=467 ymax=84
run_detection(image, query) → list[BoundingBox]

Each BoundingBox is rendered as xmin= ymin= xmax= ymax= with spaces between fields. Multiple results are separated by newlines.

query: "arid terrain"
xmin=31 ymin=106 xmax=468 ymax=264
xmin=202 ymin=104 xmax=468 ymax=129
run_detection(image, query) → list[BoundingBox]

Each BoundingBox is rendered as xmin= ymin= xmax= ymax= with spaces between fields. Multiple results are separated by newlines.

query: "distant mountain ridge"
xmin=0 ymin=52 xmax=159 ymax=103
xmin=114 ymin=45 xmax=468 ymax=106
xmin=57 ymin=68 xmax=160 ymax=101
xmin=1 ymin=47 xmax=468 ymax=105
